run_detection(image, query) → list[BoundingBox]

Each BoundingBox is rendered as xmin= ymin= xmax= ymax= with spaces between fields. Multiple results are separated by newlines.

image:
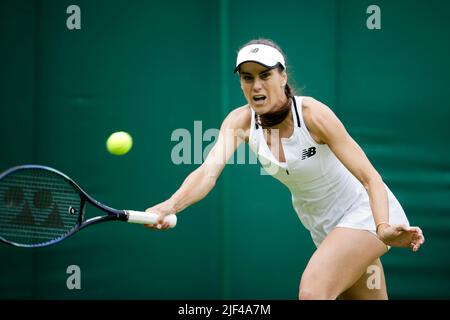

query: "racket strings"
xmin=0 ymin=168 xmax=81 ymax=246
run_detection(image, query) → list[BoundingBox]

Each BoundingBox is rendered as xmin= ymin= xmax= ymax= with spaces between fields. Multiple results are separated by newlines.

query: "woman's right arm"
xmin=145 ymin=106 xmax=250 ymax=229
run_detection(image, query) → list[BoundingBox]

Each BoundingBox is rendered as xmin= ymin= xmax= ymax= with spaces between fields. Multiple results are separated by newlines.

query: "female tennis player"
xmin=145 ymin=39 xmax=425 ymax=300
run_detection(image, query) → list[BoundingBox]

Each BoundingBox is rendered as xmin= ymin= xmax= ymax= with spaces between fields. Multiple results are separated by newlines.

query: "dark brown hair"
xmin=238 ymin=38 xmax=294 ymax=128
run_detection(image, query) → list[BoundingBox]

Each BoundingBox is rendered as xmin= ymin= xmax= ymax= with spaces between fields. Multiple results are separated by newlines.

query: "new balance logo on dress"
xmin=301 ymin=147 xmax=316 ymax=160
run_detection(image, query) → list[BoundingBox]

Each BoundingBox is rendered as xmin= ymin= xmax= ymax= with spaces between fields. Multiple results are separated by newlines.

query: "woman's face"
xmin=239 ymin=62 xmax=287 ymax=114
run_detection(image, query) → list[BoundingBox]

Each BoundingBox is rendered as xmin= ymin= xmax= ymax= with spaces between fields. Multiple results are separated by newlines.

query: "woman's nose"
xmin=252 ymin=78 xmax=262 ymax=91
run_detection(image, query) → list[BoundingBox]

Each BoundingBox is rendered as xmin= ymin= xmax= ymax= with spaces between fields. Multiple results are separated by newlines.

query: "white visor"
xmin=234 ymin=44 xmax=286 ymax=73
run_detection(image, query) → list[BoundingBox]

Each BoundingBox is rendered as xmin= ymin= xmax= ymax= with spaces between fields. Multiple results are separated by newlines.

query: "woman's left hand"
xmin=378 ymin=224 xmax=425 ymax=252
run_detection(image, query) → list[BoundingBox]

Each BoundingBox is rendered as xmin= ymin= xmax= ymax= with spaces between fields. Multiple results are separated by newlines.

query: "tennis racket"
xmin=0 ymin=164 xmax=177 ymax=248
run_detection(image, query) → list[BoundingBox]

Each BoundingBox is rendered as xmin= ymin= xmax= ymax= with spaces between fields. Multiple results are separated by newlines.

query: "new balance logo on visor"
xmin=249 ymin=48 xmax=259 ymax=53
xmin=301 ymin=147 xmax=316 ymax=160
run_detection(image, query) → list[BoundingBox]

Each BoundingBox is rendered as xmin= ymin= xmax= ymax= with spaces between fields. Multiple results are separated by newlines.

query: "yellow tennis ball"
xmin=106 ymin=131 xmax=133 ymax=156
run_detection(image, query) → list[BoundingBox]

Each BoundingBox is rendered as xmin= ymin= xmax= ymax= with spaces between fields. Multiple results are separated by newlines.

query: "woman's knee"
xmin=298 ymin=287 xmax=338 ymax=300
xmin=298 ymin=276 xmax=339 ymax=300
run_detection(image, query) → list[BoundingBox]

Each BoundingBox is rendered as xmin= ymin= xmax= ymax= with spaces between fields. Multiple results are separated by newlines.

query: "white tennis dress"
xmin=248 ymin=96 xmax=410 ymax=247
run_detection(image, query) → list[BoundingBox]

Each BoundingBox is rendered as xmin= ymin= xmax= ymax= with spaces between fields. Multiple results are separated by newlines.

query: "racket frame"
xmin=0 ymin=164 xmax=140 ymax=248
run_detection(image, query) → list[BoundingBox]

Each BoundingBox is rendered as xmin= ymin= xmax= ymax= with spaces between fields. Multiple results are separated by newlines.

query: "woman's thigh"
xmin=299 ymin=227 xmax=388 ymax=300
xmin=338 ymin=258 xmax=387 ymax=300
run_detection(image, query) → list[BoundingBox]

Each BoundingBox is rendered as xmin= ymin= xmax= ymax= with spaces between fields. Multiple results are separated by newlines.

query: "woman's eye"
xmin=260 ymin=73 xmax=270 ymax=79
xmin=243 ymin=75 xmax=253 ymax=81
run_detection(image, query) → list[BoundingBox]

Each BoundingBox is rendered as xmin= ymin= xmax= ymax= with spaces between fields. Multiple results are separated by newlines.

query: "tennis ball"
xmin=106 ymin=131 xmax=133 ymax=156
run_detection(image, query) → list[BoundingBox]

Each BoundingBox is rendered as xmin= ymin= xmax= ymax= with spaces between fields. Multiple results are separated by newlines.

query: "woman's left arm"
xmin=303 ymin=97 xmax=424 ymax=251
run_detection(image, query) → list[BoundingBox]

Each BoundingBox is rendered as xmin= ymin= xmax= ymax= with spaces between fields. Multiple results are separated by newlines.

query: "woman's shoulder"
xmin=223 ymin=104 xmax=252 ymax=131
xmin=300 ymin=96 xmax=338 ymax=144
xmin=219 ymin=105 xmax=252 ymax=142
xmin=300 ymin=96 xmax=323 ymax=111
xmin=301 ymin=96 xmax=335 ymax=123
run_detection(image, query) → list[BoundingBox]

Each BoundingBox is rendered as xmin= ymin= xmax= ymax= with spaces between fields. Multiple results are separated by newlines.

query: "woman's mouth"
xmin=252 ymin=95 xmax=266 ymax=105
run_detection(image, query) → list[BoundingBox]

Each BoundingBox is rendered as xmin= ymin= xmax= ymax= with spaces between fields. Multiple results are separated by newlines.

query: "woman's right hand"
xmin=378 ymin=224 xmax=425 ymax=252
xmin=144 ymin=199 xmax=177 ymax=230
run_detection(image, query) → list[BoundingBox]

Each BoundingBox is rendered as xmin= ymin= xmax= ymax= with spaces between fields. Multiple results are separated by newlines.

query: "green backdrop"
xmin=1 ymin=0 xmax=449 ymax=299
